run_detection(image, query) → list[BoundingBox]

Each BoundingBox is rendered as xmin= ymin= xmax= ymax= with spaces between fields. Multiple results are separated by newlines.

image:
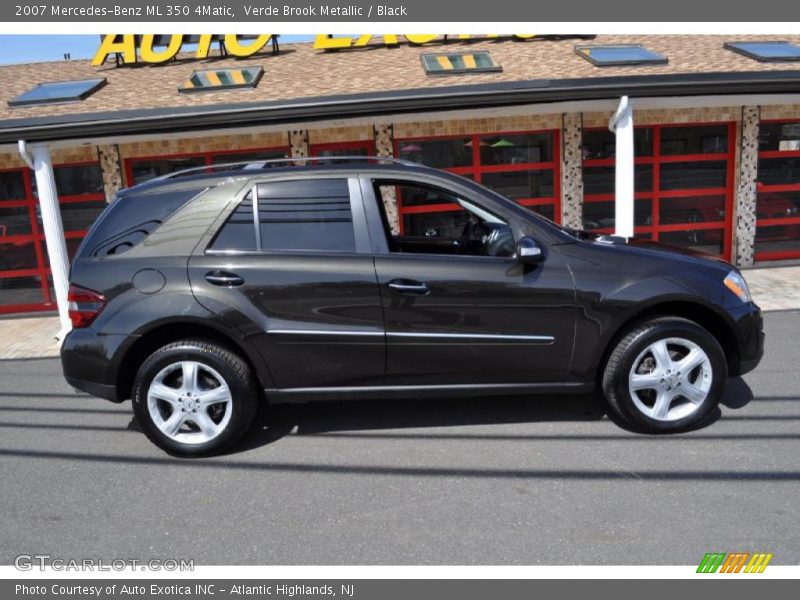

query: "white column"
xmin=609 ymin=96 xmax=635 ymax=238
xmin=21 ymin=142 xmax=72 ymax=340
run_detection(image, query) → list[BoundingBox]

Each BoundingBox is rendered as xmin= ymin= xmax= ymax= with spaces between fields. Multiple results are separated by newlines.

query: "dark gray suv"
xmin=61 ymin=158 xmax=764 ymax=456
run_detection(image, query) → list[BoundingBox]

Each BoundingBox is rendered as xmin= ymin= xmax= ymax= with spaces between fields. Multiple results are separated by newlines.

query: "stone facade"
xmin=97 ymin=144 xmax=123 ymax=203
xmin=560 ymin=113 xmax=584 ymax=229
xmin=374 ymin=124 xmax=394 ymax=157
xmin=373 ymin=124 xmax=398 ymax=233
xmin=308 ymin=125 xmax=373 ymax=145
xmin=288 ymin=130 xmax=309 ymax=160
xmin=734 ymin=107 xmax=760 ymax=267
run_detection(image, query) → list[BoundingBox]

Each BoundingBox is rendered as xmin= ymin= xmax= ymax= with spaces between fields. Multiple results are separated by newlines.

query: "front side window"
xmin=209 ymin=178 xmax=355 ymax=254
xmin=372 ymin=180 xmax=515 ymax=258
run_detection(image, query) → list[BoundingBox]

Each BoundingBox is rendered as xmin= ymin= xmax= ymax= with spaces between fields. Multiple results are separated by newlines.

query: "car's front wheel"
xmin=602 ymin=317 xmax=727 ymax=432
xmin=132 ymin=340 xmax=258 ymax=456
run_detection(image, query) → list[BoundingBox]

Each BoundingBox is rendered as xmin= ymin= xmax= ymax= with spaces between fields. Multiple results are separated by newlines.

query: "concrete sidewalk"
xmin=0 ymin=265 xmax=798 ymax=361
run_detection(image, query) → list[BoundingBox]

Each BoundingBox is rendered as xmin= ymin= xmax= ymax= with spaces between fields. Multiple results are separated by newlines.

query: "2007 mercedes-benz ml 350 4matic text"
xmin=61 ymin=157 xmax=764 ymax=456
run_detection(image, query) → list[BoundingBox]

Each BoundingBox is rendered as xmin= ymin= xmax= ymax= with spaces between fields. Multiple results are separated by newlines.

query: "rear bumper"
xmin=60 ymin=329 xmax=133 ymax=403
xmin=65 ymin=376 xmax=118 ymax=402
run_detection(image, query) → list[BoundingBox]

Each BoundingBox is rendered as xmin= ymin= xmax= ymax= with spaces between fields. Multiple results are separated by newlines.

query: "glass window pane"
xmin=396 ymin=183 xmax=461 ymax=209
xmin=726 ymin=41 xmax=800 ymax=61
xmin=0 ymin=171 xmax=26 ymax=202
xmin=658 ymin=229 xmax=724 ymax=257
xmin=479 ymin=133 xmax=553 ymax=165
xmin=525 ymin=204 xmax=556 ymax=222
xmin=396 ymin=139 xmax=473 ymax=169
xmin=582 ymin=129 xmax=653 ymax=159
xmin=755 ymin=224 xmax=800 ymax=256
xmin=582 ymin=199 xmax=652 ymax=231
xmin=759 ymin=122 xmax=800 ymax=152
xmin=659 ymin=195 xmax=726 ymax=225
xmin=481 ymin=169 xmax=554 ymax=200
xmin=659 ymin=126 xmax=728 ymax=156
xmin=402 ymin=210 xmax=469 ymax=238
xmin=576 ymin=45 xmax=667 ymax=66
xmin=0 ymin=206 xmax=33 ymax=236
xmin=130 ymin=156 xmax=206 ymax=185
xmin=756 ymin=191 xmax=800 ymax=221
xmin=9 ymin=78 xmax=105 ymax=107
xmin=257 ymin=179 xmax=355 ymax=253
xmin=0 ymin=275 xmax=45 ymax=308
xmin=583 ymin=165 xmax=653 ymax=196
xmin=660 ymin=161 xmax=728 ymax=190
xmin=758 ymin=157 xmax=800 ymax=186
xmin=0 ymin=239 xmax=39 ymax=271
xmin=33 ymin=164 xmax=104 ymax=197
xmin=209 ymin=199 xmax=256 ymax=252
xmin=56 ymin=201 xmax=107 ymax=232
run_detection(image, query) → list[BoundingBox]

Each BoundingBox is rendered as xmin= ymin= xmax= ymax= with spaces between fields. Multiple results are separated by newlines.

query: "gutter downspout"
xmin=609 ymin=96 xmax=635 ymax=238
xmin=18 ymin=140 xmax=72 ymax=342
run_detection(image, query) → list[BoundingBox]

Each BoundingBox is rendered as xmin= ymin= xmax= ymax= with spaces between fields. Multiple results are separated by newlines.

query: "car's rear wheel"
xmin=132 ymin=340 xmax=258 ymax=456
xmin=602 ymin=317 xmax=727 ymax=432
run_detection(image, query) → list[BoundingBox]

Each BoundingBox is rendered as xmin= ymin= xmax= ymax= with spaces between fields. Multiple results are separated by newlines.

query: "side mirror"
xmin=516 ymin=236 xmax=544 ymax=265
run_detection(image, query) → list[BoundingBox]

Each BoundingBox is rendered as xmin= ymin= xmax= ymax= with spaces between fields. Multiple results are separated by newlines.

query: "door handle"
xmin=205 ymin=271 xmax=244 ymax=287
xmin=387 ymin=279 xmax=430 ymax=294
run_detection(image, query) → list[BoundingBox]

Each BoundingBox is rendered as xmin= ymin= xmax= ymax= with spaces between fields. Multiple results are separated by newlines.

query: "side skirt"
xmin=266 ymin=382 xmax=595 ymax=404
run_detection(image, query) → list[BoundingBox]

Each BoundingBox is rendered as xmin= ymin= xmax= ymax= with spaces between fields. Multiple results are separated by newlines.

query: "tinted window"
xmin=659 ymin=125 xmax=728 ymax=155
xmin=0 ymin=171 xmax=26 ymax=202
xmin=759 ymin=122 xmax=800 ymax=152
xmin=208 ymin=198 xmax=256 ymax=252
xmin=78 ymin=187 xmax=202 ymax=258
xmin=256 ymin=179 xmax=355 ymax=253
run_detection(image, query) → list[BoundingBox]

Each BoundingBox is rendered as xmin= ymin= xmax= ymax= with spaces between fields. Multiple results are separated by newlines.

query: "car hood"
xmin=570 ymin=230 xmax=732 ymax=270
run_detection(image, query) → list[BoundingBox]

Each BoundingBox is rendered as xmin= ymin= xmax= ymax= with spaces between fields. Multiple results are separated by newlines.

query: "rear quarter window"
xmin=76 ymin=187 xmax=203 ymax=258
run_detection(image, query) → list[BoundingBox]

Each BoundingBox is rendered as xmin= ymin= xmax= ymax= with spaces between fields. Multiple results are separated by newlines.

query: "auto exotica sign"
xmin=92 ymin=34 xmax=546 ymax=66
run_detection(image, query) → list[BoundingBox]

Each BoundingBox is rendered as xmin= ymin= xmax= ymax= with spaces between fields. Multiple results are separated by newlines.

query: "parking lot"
xmin=0 ymin=310 xmax=798 ymax=565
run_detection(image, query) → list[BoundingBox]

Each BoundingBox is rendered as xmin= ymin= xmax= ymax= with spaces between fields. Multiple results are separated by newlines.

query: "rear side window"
xmin=209 ymin=178 xmax=355 ymax=253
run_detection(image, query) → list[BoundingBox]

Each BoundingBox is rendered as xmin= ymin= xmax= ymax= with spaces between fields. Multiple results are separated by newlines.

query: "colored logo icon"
xmin=697 ymin=552 xmax=773 ymax=573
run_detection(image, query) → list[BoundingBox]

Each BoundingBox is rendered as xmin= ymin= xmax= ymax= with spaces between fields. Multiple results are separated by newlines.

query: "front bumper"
xmin=730 ymin=302 xmax=764 ymax=376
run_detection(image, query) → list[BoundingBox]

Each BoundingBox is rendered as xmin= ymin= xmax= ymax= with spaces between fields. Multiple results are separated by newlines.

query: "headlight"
xmin=724 ymin=270 xmax=752 ymax=303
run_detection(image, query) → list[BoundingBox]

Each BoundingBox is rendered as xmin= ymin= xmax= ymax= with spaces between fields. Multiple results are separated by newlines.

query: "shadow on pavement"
xmin=231 ymin=377 xmax=756 ymax=454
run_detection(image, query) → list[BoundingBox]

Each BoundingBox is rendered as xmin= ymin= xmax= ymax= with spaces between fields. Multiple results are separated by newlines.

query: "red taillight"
xmin=67 ymin=284 xmax=105 ymax=328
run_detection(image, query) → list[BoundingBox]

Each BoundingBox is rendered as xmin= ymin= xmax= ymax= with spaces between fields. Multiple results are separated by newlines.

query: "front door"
xmin=364 ymin=177 xmax=576 ymax=385
xmin=189 ymin=176 xmax=385 ymax=389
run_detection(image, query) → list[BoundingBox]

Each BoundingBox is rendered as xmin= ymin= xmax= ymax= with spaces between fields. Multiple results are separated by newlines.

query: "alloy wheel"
xmin=147 ymin=360 xmax=233 ymax=444
xmin=627 ymin=337 xmax=713 ymax=422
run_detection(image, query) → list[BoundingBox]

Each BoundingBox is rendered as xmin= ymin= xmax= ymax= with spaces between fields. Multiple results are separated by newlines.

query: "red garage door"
xmin=582 ymin=122 xmax=735 ymax=260
xmin=0 ymin=162 xmax=106 ymax=314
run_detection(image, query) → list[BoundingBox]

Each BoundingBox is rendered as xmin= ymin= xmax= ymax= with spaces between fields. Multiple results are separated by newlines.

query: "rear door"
xmin=188 ymin=175 xmax=385 ymax=389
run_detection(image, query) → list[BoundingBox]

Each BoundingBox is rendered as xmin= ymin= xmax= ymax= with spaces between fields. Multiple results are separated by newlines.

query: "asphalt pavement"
xmin=0 ymin=311 xmax=798 ymax=565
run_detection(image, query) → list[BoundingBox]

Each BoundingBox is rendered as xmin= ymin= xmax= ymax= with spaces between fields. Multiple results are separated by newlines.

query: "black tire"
xmin=132 ymin=339 xmax=258 ymax=457
xmin=602 ymin=317 xmax=727 ymax=433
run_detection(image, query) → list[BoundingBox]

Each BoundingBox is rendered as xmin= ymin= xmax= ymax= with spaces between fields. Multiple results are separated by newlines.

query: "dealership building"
xmin=2 ymin=34 xmax=800 ymax=329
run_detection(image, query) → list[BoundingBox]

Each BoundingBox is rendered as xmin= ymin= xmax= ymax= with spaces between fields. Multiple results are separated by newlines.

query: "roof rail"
xmin=153 ymin=155 xmax=421 ymax=182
